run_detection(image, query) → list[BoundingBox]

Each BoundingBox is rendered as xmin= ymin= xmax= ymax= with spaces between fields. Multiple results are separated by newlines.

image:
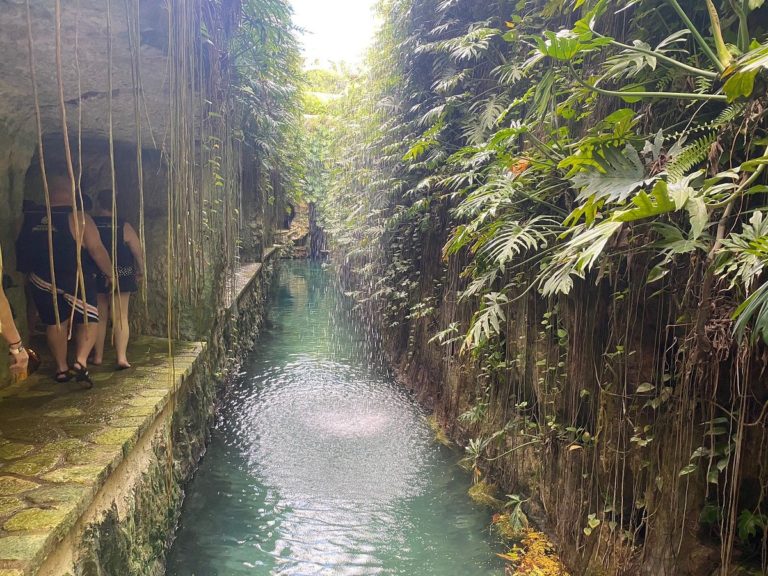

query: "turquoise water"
xmin=166 ymin=263 xmax=502 ymax=576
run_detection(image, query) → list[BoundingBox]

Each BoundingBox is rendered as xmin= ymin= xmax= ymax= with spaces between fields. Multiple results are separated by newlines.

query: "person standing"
xmin=16 ymin=174 xmax=113 ymax=387
xmin=91 ymin=189 xmax=144 ymax=369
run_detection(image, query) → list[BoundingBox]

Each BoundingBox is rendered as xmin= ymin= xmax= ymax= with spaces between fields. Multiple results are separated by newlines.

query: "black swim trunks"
xmin=29 ymin=273 xmax=99 ymax=325
xmin=98 ymin=265 xmax=137 ymax=295
xmin=93 ymin=217 xmax=138 ymax=295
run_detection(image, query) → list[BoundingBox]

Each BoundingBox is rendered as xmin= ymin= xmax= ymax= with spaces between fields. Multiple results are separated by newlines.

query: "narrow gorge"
xmin=0 ymin=2 xmax=766 ymax=576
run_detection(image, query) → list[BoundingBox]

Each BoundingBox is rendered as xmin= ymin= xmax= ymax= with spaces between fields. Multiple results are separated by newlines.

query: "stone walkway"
xmin=0 ymin=337 xmax=202 ymax=576
xmin=224 ymin=249 xmax=277 ymax=307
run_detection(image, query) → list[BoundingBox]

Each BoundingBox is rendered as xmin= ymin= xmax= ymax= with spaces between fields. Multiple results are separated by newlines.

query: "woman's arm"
xmin=0 ymin=282 xmax=29 ymax=374
xmin=0 ymin=283 xmax=21 ymax=345
xmin=123 ymin=222 xmax=145 ymax=279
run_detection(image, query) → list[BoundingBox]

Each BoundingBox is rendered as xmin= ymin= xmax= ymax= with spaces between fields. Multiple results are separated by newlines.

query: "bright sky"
xmin=290 ymin=0 xmax=379 ymax=68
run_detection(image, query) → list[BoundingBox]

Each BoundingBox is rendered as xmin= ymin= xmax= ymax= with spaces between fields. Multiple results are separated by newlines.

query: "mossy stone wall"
xmin=55 ymin=257 xmax=277 ymax=576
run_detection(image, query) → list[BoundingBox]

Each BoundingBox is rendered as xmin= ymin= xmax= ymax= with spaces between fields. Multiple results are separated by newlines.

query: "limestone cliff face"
xmin=339 ymin=211 xmax=768 ymax=576
xmin=0 ymin=0 xmax=172 ymax=145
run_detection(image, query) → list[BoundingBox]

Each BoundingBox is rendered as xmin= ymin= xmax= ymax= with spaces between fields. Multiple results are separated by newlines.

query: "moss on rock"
xmin=0 ymin=477 xmax=38 ymax=496
xmin=42 ymin=465 xmax=105 ymax=485
xmin=91 ymin=427 xmax=137 ymax=447
xmin=4 ymin=506 xmax=74 ymax=532
xmin=26 ymin=484 xmax=88 ymax=507
xmin=426 ymin=415 xmax=452 ymax=447
xmin=0 ymin=442 xmax=35 ymax=460
xmin=4 ymin=452 xmax=60 ymax=476
xmin=0 ymin=534 xmax=48 ymax=561
xmin=0 ymin=497 xmax=25 ymax=517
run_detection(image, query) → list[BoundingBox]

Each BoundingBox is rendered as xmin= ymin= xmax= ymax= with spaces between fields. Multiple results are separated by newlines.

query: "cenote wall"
xmin=338 ymin=202 xmax=768 ymax=576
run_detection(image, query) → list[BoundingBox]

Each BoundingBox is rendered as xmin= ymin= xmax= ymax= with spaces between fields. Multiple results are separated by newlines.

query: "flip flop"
xmin=71 ymin=362 xmax=94 ymax=390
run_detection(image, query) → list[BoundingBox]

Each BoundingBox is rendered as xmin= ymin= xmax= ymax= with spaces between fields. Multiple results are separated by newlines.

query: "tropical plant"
xmin=319 ymin=0 xmax=768 ymax=574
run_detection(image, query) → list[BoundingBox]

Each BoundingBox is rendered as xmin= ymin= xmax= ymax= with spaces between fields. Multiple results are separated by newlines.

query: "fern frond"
xmin=695 ymin=76 xmax=713 ymax=94
xmin=712 ymin=103 xmax=747 ymax=127
xmin=665 ymin=133 xmax=715 ymax=182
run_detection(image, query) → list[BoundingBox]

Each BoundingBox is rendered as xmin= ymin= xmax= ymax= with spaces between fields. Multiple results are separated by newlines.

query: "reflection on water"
xmin=166 ymin=263 xmax=502 ymax=575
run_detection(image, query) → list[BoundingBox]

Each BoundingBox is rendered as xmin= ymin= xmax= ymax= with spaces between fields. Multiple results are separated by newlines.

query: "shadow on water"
xmin=166 ymin=262 xmax=503 ymax=575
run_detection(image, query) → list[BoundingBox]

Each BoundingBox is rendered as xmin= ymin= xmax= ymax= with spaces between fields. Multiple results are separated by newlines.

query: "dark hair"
xmin=96 ymin=189 xmax=115 ymax=211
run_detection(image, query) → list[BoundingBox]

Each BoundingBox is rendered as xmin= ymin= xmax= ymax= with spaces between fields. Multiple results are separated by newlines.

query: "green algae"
xmin=117 ymin=406 xmax=156 ymax=419
xmin=0 ymin=442 xmax=35 ymax=460
xmin=0 ymin=477 xmax=38 ymax=496
xmin=88 ymin=372 xmax=115 ymax=384
xmin=109 ymin=417 xmax=148 ymax=428
xmin=0 ymin=497 xmax=25 ymax=516
xmin=91 ymin=427 xmax=137 ymax=446
xmin=66 ymin=445 xmax=118 ymax=467
xmin=4 ymin=452 xmax=60 ymax=476
xmin=26 ymin=485 xmax=88 ymax=507
xmin=0 ymin=423 xmax=61 ymax=444
xmin=426 ymin=415 xmax=452 ymax=447
xmin=0 ymin=533 xmax=48 ymax=561
xmin=45 ymin=408 xmax=84 ymax=419
xmin=128 ymin=395 xmax=164 ymax=408
xmin=15 ymin=390 xmax=55 ymax=400
xmin=138 ymin=391 xmax=168 ymax=401
xmin=4 ymin=506 xmax=73 ymax=531
xmin=42 ymin=464 xmax=106 ymax=485
xmin=39 ymin=439 xmax=87 ymax=458
xmin=58 ymin=423 xmax=103 ymax=439
xmin=468 ymin=480 xmax=504 ymax=509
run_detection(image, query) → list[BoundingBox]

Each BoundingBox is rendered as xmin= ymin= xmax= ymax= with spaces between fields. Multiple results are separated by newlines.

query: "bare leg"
xmin=74 ymin=321 xmax=98 ymax=368
xmin=114 ymin=293 xmax=131 ymax=368
xmin=93 ymin=294 xmax=110 ymax=365
xmin=46 ymin=322 xmax=70 ymax=374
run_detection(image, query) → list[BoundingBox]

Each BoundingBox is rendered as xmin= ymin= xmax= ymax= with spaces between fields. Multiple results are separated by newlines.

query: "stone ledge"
xmin=0 ymin=337 xmax=203 ymax=575
xmin=0 ymin=248 xmax=280 ymax=575
xmin=225 ymin=246 xmax=279 ymax=307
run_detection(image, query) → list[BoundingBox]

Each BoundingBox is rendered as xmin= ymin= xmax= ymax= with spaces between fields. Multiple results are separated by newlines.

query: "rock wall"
xmin=339 ymin=210 xmax=768 ymax=576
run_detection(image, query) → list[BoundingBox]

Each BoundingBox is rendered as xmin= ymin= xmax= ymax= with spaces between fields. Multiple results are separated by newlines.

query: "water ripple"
xmin=166 ymin=264 xmax=502 ymax=576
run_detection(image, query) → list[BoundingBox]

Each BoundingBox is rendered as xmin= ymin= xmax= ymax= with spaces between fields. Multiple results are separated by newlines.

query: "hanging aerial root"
xmin=25 ymin=0 xmax=60 ymax=328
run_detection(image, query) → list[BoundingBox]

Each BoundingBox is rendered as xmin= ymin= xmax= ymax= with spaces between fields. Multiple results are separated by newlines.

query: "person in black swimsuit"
xmin=16 ymin=175 xmax=113 ymax=386
xmin=91 ymin=189 xmax=145 ymax=370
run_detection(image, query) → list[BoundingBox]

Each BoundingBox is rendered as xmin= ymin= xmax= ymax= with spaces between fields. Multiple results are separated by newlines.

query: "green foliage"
xmin=314 ymin=0 xmax=768 ymax=567
xmin=233 ymin=0 xmax=303 ymax=199
xmin=305 ymin=67 xmax=349 ymax=93
xmin=570 ymin=144 xmax=654 ymax=203
xmin=738 ymin=509 xmax=768 ymax=543
xmin=503 ymin=494 xmax=530 ymax=537
xmin=719 ymin=211 xmax=768 ymax=343
xmin=723 ymin=42 xmax=768 ymax=101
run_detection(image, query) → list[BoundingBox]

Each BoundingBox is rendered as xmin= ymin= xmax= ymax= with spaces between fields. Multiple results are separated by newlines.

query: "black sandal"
xmin=54 ymin=370 xmax=73 ymax=384
xmin=70 ymin=362 xmax=94 ymax=390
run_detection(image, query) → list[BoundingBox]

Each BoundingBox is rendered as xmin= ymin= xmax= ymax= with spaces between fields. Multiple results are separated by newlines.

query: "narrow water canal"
xmin=166 ymin=263 xmax=502 ymax=575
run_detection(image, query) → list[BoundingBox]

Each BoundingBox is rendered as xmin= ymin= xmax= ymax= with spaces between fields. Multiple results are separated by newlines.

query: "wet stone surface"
xmin=0 ymin=336 xmax=201 ymax=575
